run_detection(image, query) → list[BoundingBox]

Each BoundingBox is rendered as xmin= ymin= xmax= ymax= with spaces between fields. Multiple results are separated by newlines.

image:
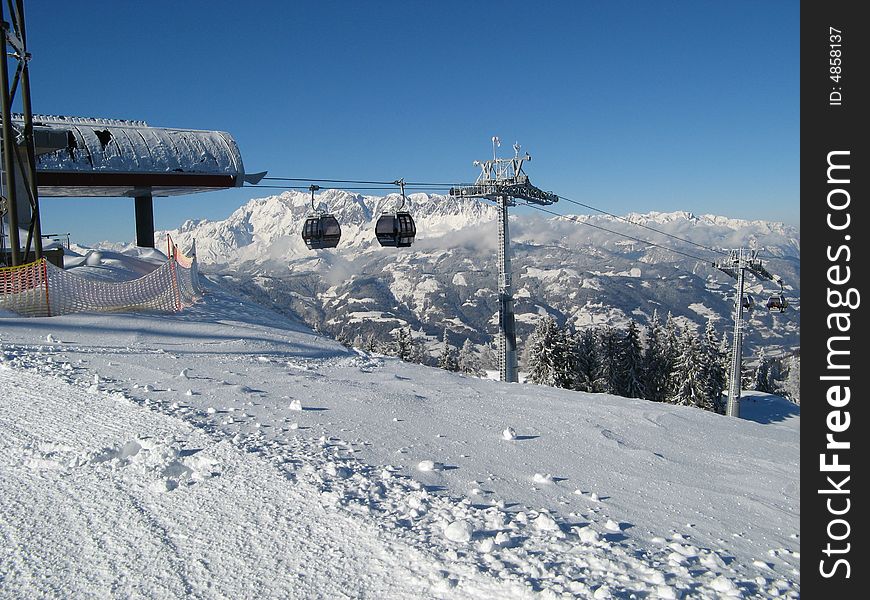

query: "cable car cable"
xmin=525 ymin=204 xmax=712 ymax=263
xmin=556 ymin=195 xmax=726 ymax=257
xmin=246 ymin=184 xmax=453 ymax=193
xmin=255 ymin=177 xmax=729 ymax=257
xmin=263 ymin=175 xmax=462 ymax=187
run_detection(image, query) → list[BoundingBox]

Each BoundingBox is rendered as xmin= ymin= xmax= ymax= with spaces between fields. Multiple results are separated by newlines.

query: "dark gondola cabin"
xmin=375 ymin=211 xmax=416 ymax=247
xmin=741 ymin=294 xmax=755 ymax=311
xmin=302 ymin=214 xmax=341 ymax=249
xmin=765 ymin=295 xmax=788 ymax=312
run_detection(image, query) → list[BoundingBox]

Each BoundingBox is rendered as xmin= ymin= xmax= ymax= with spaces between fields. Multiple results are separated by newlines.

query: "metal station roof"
xmin=12 ymin=115 xmax=249 ymax=197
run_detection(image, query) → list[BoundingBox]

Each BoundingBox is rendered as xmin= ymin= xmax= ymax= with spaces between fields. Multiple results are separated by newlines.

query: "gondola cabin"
xmin=375 ymin=211 xmax=416 ymax=247
xmin=302 ymin=214 xmax=341 ymax=250
xmin=741 ymin=294 xmax=755 ymax=311
xmin=766 ymin=294 xmax=788 ymax=312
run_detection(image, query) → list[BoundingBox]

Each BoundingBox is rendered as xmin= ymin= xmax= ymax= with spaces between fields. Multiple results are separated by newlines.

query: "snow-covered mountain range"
xmin=160 ymin=191 xmax=800 ymax=360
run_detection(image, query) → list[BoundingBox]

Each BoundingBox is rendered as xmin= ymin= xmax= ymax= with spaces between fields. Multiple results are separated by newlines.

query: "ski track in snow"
xmin=1 ymin=278 xmax=800 ymax=598
xmin=0 ymin=366 xmax=520 ymax=599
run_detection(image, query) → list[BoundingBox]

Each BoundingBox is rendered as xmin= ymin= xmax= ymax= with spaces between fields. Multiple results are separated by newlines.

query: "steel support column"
xmin=497 ymin=195 xmax=518 ymax=383
xmin=450 ymin=139 xmax=556 ymax=384
xmin=0 ymin=5 xmax=20 ymax=265
xmin=726 ymin=263 xmax=746 ymax=418
xmin=134 ymin=195 xmax=155 ymax=248
xmin=15 ymin=0 xmax=42 ymax=259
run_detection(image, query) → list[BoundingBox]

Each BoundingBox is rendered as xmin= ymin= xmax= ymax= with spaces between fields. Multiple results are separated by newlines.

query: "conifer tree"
xmin=526 ymin=316 xmax=564 ymax=386
xmin=479 ymin=342 xmax=498 ymax=372
xmin=701 ymin=319 xmax=727 ymax=413
xmin=438 ymin=328 xmax=459 ymax=371
xmin=392 ymin=327 xmax=413 ymax=361
xmin=406 ymin=328 xmax=427 ymax=364
xmin=553 ymin=324 xmax=578 ymax=389
xmin=336 ymin=331 xmax=352 ymax=347
xmin=669 ymin=327 xmax=709 ymax=409
xmin=741 ymin=361 xmax=754 ymax=392
xmin=753 ymin=348 xmax=772 ymax=393
xmin=642 ymin=311 xmax=669 ymax=402
xmin=662 ymin=312 xmax=682 ymax=399
xmin=617 ymin=320 xmax=645 ymax=398
xmin=779 ymin=353 xmax=800 ymax=404
xmin=458 ymin=338 xmax=483 ymax=376
xmin=767 ymin=354 xmax=783 ymax=393
xmin=596 ymin=325 xmax=620 ymax=394
xmin=573 ymin=328 xmax=599 ymax=392
xmin=365 ymin=333 xmax=379 ymax=353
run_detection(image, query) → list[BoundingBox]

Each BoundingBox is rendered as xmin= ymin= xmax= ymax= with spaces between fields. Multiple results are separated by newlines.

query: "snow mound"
xmin=533 ymin=472 xmax=553 ymax=484
xmin=444 ymin=520 xmax=474 ymax=543
xmin=533 ymin=511 xmax=560 ymax=532
xmin=604 ymin=519 xmax=622 ymax=532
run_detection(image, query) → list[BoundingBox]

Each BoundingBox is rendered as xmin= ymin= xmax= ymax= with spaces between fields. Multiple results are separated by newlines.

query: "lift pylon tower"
xmin=450 ymin=138 xmax=558 ymax=383
xmin=713 ymin=248 xmax=784 ymax=418
xmin=1 ymin=0 xmax=42 ymax=266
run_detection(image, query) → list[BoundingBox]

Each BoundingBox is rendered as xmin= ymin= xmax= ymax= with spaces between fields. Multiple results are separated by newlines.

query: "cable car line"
xmin=556 ymin=195 xmax=726 ymax=257
xmin=246 ymin=184 xmax=454 ymax=193
xmin=263 ymin=176 xmax=395 ymax=185
xmin=254 ymin=175 xmax=729 ymax=258
xmin=524 ymin=204 xmax=712 ymax=263
xmin=248 ymin=174 xmax=786 ymax=297
xmin=247 ymin=184 xmax=410 ymax=192
xmin=263 ymin=176 xmax=461 ymax=187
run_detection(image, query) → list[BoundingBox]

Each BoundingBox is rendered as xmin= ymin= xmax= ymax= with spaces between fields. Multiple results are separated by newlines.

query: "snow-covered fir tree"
xmin=406 ymin=328 xmax=427 ymax=365
xmin=701 ymin=319 xmax=727 ymax=414
xmin=525 ymin=315 xmax=565 ymax=386
xmin=458 ymin=338 xmax=483 ymax=376
xmin=479 ymin=342 xmax=498 ymax=372
xmin=753 ymin=348 xmax=772 ymax=393
xmin=778 ymin=353 xmax=800 ymax=404
xmin=617 ymin=320 xmax=645 ymax=399
xmin=352 ymin=332 xmax=379 ymax=353
xmin=642 ymin=311 xmax=669 ymax=402
xmin=662 ymin=312 xmax=682 ymax=400
xmin=553 ymin=324 xmax=578 ymax=389
xmin=572 ymin=328 xmax=599 ymax=393
xmin=438 ymin=328 xmax=459 ymax=372
xmin=669 ymin=328 xmax=710 ymax=409
xmin=392 ymin=327 xmax=413 ymax=362
xmin=767 ymin=353 xmax=783 ymax=392
xmin=596 ymin=325 xmax=620 ymax=394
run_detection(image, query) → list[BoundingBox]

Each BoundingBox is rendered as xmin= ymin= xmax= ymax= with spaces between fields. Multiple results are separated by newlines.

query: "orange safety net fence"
xmin=1 ymin=237 xmax=200 ymax=317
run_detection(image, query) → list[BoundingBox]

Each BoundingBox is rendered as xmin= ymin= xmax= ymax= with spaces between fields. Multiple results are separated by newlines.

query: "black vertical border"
xmin=802 ymin=1 xmax=867 ymax=596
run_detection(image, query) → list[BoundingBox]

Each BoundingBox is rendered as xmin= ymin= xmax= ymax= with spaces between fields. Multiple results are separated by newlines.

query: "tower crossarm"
xmin=747 ymin=262 xmax=777 ymax=283
xmin=713 ymin=264 xmax=738 ymax=279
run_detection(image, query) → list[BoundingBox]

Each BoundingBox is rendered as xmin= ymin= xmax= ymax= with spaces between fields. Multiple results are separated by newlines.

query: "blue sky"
xmin=21 ymin=1 xmax=798 ymax=244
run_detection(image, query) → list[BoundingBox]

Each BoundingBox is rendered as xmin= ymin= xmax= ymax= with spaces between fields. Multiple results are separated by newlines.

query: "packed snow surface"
xmin=0 ymin=251 xmax=800 ymax=598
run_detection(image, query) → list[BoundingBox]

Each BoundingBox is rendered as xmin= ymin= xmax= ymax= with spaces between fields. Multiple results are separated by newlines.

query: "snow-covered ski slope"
xmin=0 ymin=251 xmax=799 ymax=599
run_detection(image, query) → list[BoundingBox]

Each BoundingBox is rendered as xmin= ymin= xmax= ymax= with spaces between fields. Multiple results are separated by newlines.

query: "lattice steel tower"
xmin=1 ymin=0 xmax=49 ymax=266
xmin=450 ymin=138 xmax=558 ymax=382
xmin=713 ymin=249 xmax=784 ymax=417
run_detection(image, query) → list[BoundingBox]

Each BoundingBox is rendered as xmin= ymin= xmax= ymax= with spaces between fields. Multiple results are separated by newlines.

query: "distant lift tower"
xmin=713 ymin=249 xmax=785 ymax=418
xmin=450 ymin=138 xmax=558 ymax=383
